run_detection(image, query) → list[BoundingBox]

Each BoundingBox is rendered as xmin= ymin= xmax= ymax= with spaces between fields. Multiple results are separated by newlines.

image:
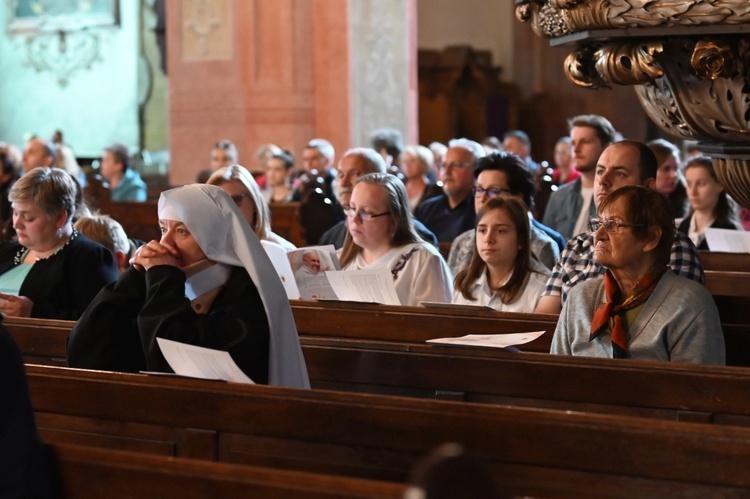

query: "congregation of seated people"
xmin=0 ymin=115 xmax=744 ymax=404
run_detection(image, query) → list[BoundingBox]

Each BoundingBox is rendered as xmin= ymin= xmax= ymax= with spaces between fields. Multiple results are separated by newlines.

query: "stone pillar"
xmin=350 ymin=0 xmax=418 ymax=147
xmin=166 ymin=0 xmax=416 ymax=185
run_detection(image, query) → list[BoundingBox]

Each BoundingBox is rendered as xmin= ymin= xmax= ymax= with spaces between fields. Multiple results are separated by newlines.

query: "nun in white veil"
xmin=68 ymin=184 xmax=309 ymax=388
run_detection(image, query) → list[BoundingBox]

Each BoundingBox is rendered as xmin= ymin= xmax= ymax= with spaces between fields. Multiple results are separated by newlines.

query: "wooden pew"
xmin=51 ymin=443 xmax=406 ymax=498
xmin=3 ymin=303 xmax=558 ymax=359
xmin=700 ymin=251 xmax=750 ymax=272
xmin=698 ymin=252 xmax=750 ymax=360
xmin=289 ymin=301 xmax=557 ymax=352
xmin=269 ymin=202 xmax=305 ymax=248
xmin=9 ymin=315 xmax=750 ymax=428
xmin=26 ymin=365 xmax=750 ymax=497
xmin=302 ymin=336 xmax=750 ymax=425
xmin=83 ymin=174 xmax=161 ymax=242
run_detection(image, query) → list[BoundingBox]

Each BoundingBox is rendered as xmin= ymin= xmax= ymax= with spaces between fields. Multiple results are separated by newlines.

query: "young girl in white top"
xmin=340 ymin=172 xmax=452 ymax=306
xmin=452 ymin=197 xmax=549 ymax=312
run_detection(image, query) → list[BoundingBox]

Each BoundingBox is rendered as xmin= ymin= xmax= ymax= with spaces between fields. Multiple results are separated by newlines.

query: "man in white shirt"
xmin=542 ymin=115 xmax=617 ymax=240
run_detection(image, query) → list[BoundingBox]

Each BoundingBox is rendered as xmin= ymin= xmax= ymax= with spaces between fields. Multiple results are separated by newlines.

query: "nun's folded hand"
xmin=131 ymin=240 xmax=182 ymax=271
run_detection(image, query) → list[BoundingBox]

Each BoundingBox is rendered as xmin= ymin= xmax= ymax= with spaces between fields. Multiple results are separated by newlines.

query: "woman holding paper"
xmin=339 ymin=173 xmax=452 ymax=306
xmin=207 ymin=164 xmax=296 ymax=251
xmin=677 ymin=156 xmax=741 ymax=250
xmin=452 ymin=197 xmax=549 ymax=311
xmin=551 ymin=186 xmax=724 ymax=364
xmin=67 ymin=184 xmax=309 ymax=388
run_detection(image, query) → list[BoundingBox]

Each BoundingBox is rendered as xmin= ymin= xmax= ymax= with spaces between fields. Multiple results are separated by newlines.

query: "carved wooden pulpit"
xmin=516 ymin=0 xmax=750 ymax=208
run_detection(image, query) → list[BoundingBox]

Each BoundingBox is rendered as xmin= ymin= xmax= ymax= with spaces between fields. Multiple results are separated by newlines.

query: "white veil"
xmin=158 ymin=184 xmax=310 ymax=388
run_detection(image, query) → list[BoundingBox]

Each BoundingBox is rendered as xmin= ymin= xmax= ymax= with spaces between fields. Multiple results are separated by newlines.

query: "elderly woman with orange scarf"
xmin=551 ymin=186 xmax=724 ymax=364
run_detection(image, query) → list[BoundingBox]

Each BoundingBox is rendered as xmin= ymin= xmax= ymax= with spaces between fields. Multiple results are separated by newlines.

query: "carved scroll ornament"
xmin=516 ymin=0 xmax=750 ymax=208
xmin=516 ymin=0 xmax=750 ymax=38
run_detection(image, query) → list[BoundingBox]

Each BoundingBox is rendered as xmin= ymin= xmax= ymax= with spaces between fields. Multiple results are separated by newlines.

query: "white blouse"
xmin=687 ymin=213 xmax=713 ymax=249
xmin=343 ymin=242 xmax=453 ymax=306
xmin=452 ymin=268 xmax=549 ymax=313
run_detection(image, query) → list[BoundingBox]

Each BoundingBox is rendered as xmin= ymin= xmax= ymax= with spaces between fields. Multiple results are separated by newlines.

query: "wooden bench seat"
xmin=289 ymin=301 xmax=557 ymax=352
xmin=301 ymin=336 xmax=750 ymax=425
xmin=269 ymin=202 xmax=304 ymax=247
xmin=51 ymin=443 xmax=406 ymax=498
xmin=8 ymin=312 xmax=750 ymax=426
xmin=27 ymin=365 xmax=750 ymax=497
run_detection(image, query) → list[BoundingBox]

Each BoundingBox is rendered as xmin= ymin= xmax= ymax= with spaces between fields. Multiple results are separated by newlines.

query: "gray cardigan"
xmin=551 ymin=271 xmax=725 ymax=365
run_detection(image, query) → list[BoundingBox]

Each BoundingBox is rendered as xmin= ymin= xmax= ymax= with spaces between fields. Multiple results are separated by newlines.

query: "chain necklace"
xmin=14 ymin=229 xmax=79 ymax=266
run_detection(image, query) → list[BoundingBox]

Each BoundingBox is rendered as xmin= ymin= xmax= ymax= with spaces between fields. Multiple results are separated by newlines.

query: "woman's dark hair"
xmin=454 ymin=197 xmax=538 ymax=304
xmin=684 ymin=155 xmax=739 ymax=227
xmin=270 ymin=149 xmax=295 ymax=170
xmin=0 ymin=152 xmax=14 ymax=175
xmin=647 ymin=138 xmax=688 ymax=216
xmin=407 ymin=443 xmax=505 ymax=499
xmin=473 ymin=151 xmax=536 ymax=209
xmin=597 ymin=186 xmax=675 ymax=266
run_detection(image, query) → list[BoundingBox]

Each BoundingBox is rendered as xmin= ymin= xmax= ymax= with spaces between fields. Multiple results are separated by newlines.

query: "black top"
xmin=0 ymin=324 xmax=52 ymax=498
xmin=677 ymin=215 xmax=741 ymax=250
xmin=291 ymin=170 xmax=344 ymax=245
xmin=414 ymin=193 xmax=476 ymax=244
xmin=0 ymin=233 xmax=118 ymax=320
xmin=67 ymin=265 xmax=271 ymax=384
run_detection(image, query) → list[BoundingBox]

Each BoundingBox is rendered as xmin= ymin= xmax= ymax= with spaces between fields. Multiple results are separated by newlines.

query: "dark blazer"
xmin=0 ymin=233 xmax=118 ymax=319
xmin=677 ymin=215 xmax=740 ymax=250
xmin=68 ymin=265 xmax=270 ymax=384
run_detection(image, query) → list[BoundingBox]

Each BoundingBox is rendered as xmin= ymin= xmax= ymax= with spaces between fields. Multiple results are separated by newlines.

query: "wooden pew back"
xmin=269 ymin=202 xmax=305 ymax=247
xmin=51 ymin=443 xmax=406 ymax=498
xmin=302 ymin=336 xmax=750 ymax=425
xmin=289 ymin=301 xmax=556 ymax=352
xmin=7 ymin=310 xmax=750 ymax=426
xmin=84 ymin=175 xmax=161 ymax=242
xmin=27 ymin=365 xmax=750 ymax=497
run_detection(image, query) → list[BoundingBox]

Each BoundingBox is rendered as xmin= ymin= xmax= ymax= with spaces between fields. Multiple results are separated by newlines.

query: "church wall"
xmin=0 ymin=1 xmax=141 ymax=158
xmin=417 ymin=0 xmax=515 ymax=81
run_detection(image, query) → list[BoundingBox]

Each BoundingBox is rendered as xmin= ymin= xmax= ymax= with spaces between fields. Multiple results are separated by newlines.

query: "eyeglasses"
xmin=442 ymin=161 xmax=474 ymax=170
xmin=343 ymin=206 xmax=390 ymax=222
xmin=589 ymin=218 xmax=645 ymax=234
xmin=231 ymin=194 xmax=250 ymax=206
xmin=473 ymin=186 xmax=513 ymax=198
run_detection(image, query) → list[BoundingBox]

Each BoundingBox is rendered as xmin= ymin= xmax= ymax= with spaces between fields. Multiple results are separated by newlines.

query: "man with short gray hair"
xmin=414 ymin=138 xmax=486 ymax=244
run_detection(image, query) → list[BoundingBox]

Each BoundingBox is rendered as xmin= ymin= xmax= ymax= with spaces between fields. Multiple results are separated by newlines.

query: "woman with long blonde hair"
xmin=208 ymin=164 xmax=295 ymax=251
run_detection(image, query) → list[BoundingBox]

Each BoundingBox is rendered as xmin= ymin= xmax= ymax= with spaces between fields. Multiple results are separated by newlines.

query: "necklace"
xmin=14 ymin=229 xmax=79 ymax=265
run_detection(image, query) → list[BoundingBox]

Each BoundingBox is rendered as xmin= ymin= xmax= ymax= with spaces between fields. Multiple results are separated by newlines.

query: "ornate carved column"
xmin=515 ymin=0 xmax=750 ymax=208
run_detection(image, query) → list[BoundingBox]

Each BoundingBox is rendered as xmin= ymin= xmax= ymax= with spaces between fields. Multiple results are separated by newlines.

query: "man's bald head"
xmin=335 ymin=148 xmax=386 ymax=206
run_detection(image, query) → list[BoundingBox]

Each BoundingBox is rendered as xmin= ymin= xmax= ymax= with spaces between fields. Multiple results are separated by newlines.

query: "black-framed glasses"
xmin=342 ymin=206 xmax=390 ymax=222
xmin=589 ymin=218 xmax=645 ymax=234
xmin=231 ymin=194 xmax=250 ymax=207
xmin=473 ymin=185 xmax=513 ymax=198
